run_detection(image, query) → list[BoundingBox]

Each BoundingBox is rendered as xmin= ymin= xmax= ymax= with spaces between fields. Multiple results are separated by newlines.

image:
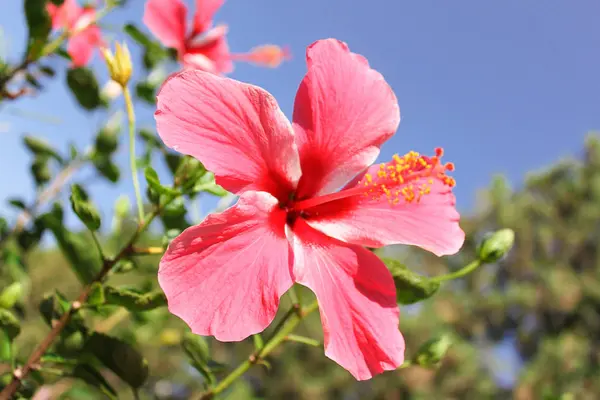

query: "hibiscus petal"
xmin=67 ymin=26 xmax=101 ymax=67
xmin=47 ymin=0 xmax=80 ymax=30
xmin=305 ymin=175 xmax=465 ymax=257
xmin=184 ymin=33 xmax=233 ymax=75
xmin=143 ymin=0 xmax=187 ymax=52
xmin=159 ymin=191 xmax=293 ymax=341
xmin=291 ymin=219 xmax=405 ymax=380
xmin=192 ymin=0 xmax=224 ymax=35
xmin=292 ymin=39 xmax=400 ymax=198
xmin=155 ymin=69 xmax=301 ymax=198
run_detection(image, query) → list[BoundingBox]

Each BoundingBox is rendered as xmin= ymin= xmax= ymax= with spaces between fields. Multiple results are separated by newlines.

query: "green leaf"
xmin=72 ymin=364 xmax=118 ymax=400
xmin=91 ymin=153 xmax=120 ymax=183
xmin=382 ymin=258 xmax=440 ymax=304
xmin=8 ymin=198 xmax=27 ymax=210
xmin=145 ymin=166 xmax=180 ymax=197
xmin=40 ymin=206 xmax=102 ymax=283
xmin=0 ymin=330 xmax=11 ymax=362
xmin=95 ymin=129 xmax=119 ymax=155
xmin=24 ymin=0 xmax=51 ymax=60
xmin=192 ymin=172 xmax=227 ymax=196
xmin=104 ymin=286 xmax=166 ymax=311
xmin=0 ymin=282 xmax=24 ymax=309
xmin=39 ymin=65 xmax=56 ymax=76
xmin=56 ymin=48 xmax=72 ymax=61
xmin=38 ymin=291 xmax=85 ymax=335
xmin=16 ymin=223 xmax=45 ymax=251
xmin=182 ymin=332 xmax=214 ymax=384
xmin=87 ymin=283 xmax=105 ymax=307
xmin=41 ymin=354 xmax=76 ymax=365
xmin=138 ymin=129 xmax=162 ymax=148
xmin=135 ymin=81 xmax=156 ymax=104
xmin=165 ymin=153 xmax=181 ymax=175
xmin=30 ymin=156 xmax=51 ymax=186
xmin=86 ymin=333 xmax=149 ymax=388
xmin=123 ymin=24 xmax=153 ymax=47
xmin=0 ymin=308 xmax=21 ymax=340
xmin=143 ymin=44 xmax=168 ymax=70
xmin=70 ymin=184 xmax=101 ymax=231
xmin=413 ymin=334 xmax=453 ymax=368
xmin=66 ymin=68 xmax=102 ymax=110
xmin=25 ymin=73 xmax=43 ymax=89
xmin=23 ymin=135 xmax=63 ymax=162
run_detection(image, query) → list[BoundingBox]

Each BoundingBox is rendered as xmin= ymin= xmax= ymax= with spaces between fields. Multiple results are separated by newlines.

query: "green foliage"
xmin=23 ymin=135 xmax=63 ymax=163
xmin=382 ymin=258 xmax=440 ymax=304
xmin=70 ymin=184 xmax=102 ymax=231
xmin=40 ymin=204 xmax=102 ymax=283
xmin=72 ymin=364 xmax=118 ymax=399
xmin=0 ymin=308 xmax=20 ymax=340
xmin=145 ymin=166 xmax=180 ymax=197
xmin=24 ymin=0 xmax=51 ymax=60
xmin=66 ymin=68 xmax=102 ymax=110
xmin=0 ymin=282 xmax=24 ymax=309
xmin=86 ymin=333 xmax=149 ymax=389
xmin=182 ymin=332 xmax=215 ymax=384
xmin=87 ymin=284 xmax=167 ymax=311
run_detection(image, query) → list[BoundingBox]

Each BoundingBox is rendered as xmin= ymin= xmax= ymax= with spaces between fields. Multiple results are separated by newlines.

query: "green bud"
xmin=70 ymin=184 xmax=101 ymax=231
xmin=0 ymin=282 xmax=24 ymax=309
xmin=95 ymin=128 xmax=119 ymax=154
xmin=413 ymin=334 xmax=453 ymax=368
xmin=477 ymin=228 xmax=515 ymax=263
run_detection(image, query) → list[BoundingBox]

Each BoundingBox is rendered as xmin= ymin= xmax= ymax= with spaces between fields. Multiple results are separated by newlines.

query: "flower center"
xmin=291 ymin=147 xmax=456 ymax=211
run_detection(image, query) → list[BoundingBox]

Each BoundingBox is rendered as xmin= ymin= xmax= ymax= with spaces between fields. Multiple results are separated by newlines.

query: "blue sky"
xmin=1 ymin=0 xmax=599 ymax=222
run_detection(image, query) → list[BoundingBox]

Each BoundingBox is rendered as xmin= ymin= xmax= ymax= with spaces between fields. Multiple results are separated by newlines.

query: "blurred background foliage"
xmin=2 ymin=134 xmax=599 ymax=399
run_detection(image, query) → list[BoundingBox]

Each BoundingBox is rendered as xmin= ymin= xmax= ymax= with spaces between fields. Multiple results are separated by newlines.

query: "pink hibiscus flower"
xmin=143 ymin=0 xmax=290 ymax=74
xmin=47 ymin=0 xmax=103 ymax=67
xmin=154 ymin=39 xmax=465 ymax=380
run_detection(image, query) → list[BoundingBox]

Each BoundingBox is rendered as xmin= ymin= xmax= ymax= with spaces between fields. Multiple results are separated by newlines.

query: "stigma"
xmin=361 ymin=147 xmax=456 ymax=205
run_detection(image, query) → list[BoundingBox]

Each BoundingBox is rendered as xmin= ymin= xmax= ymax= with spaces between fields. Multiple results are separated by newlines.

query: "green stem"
xmin=285 ymin=334 xmax=320 ymax=347
xmin=201 ymin=302 xmax=319 ymax=399
xmin=430 ymin=259 xmax=482 ymax=283
xmin=123 ymin=87 xmax=144 ymax=223
xmin=287 ymin=285 xmax=300 ymax=305
xmin=39 ymin=32 xmax=69 ymax=59
xmin=90 ymin=231 xmax=104 ymax=261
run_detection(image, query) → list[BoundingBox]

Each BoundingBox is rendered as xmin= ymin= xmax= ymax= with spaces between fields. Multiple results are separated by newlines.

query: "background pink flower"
xmin=143 ymin=0 xmax=289 ymax=74
xmin=47 ymin=0 xmax=103 ymax=67
xmin=154 ymin=38 xmax=465 ymax=380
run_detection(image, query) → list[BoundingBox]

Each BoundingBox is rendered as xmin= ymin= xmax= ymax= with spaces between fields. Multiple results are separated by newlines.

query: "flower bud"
xmin=101 ymin=42 xmax=133 ymax=88
xmin=477 ymin=228 xmax=515 ymax=263
xmin=413 ymin=334 xmax=453 ymax=368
